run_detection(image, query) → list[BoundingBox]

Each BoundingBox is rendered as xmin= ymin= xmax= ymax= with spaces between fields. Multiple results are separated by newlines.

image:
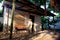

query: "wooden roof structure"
xmin=5 ymin=0 xmax=55 ymax=16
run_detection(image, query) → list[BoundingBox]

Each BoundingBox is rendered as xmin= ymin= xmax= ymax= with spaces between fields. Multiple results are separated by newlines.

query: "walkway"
xmin=0 ymin=30 xmax=60 ymax=40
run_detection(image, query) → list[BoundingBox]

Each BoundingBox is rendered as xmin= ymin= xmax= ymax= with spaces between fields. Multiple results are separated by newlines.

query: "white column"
xmin=3 ymin=6 xmax=8 ymax=32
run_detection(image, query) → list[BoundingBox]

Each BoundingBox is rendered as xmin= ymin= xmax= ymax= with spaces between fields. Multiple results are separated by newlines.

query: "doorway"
xmin=29 ymin=15 xmax=35 ymax=33
xmin=0 ymin=23 xmax=3 ymax=32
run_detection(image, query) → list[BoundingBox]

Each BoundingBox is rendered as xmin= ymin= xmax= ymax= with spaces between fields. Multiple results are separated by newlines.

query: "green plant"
xmin=41 ymin=16 xmax=48 ymax=23
xmin=0 ymin=0 xmax=2 ymax=2
xmin=0 ymin=10 xmax=2 ymax=14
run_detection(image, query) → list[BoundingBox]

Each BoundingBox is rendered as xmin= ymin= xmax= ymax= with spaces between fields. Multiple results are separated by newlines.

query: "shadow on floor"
xmin=0 ymin=32 xmax=40 ymax=40
xmin=55 ymin=33 xmax=60 ymax=40
xmin=1 ymin=30 xmax=60 ymax=40
xmin=22 ymin=32 xmax=40 ymax=40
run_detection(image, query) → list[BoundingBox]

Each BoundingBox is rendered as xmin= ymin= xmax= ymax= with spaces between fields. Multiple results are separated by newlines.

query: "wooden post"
xmin=2 ymin=6 xmax=4 ymax=17
xmin=2 ymin=0 xmax=5 ymax=32
xmin=41 ymin=16 xmax=44 ymax=31
xmin=10 ymin=0 xmax=15 ymax=39
xmin=50 ymin=0 xmax=55 ymax=8
xmin=44 ymin=0 xmax=47 ymax=15
xmin=6 ymin=8 xmax=9 ymax=33
xmin=1 ymin=5 xmax=4 ymax=32
xmin=48 ymin=16 xmax=50 ymax=30
xmin=53 ymin=16 xmax=56 ymax=35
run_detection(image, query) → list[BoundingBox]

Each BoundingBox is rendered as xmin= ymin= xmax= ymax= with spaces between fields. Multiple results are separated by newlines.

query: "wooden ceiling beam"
xmin=5 ymin=0 xmax=55 ymax=16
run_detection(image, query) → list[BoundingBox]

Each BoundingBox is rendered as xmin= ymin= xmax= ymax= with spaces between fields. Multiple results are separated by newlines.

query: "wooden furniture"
xmin=15 ymin=23 xmax=28 ymax=30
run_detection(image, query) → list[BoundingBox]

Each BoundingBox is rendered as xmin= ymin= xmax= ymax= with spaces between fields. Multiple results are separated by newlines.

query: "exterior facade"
xmin=13 ymin=9 xmax=42 ymax=32
xmin=3 ymin=1 xmax=42 ymax=33
xmin=3 ymin=0 xmax=55 ymax=33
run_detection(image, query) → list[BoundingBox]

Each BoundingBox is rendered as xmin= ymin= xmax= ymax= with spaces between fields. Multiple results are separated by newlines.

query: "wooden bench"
xmin=15 ymin=24 xmax=30 ymax=33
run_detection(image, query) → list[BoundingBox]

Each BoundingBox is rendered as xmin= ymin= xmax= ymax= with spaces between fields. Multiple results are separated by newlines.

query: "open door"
xmin=29 ymin=15 xmax=35 ymax=32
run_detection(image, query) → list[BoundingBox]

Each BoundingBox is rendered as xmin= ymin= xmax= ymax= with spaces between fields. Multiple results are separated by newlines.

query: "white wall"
xmin=3 ymin=6 xmax=12 ymax=32
xmin=34 ymin=15 xmax=42 ymax=32
xmin=24 ymin=13 xmax=42 ymax=32
xmin=3 ymin=7 xmax=12 ymax=26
